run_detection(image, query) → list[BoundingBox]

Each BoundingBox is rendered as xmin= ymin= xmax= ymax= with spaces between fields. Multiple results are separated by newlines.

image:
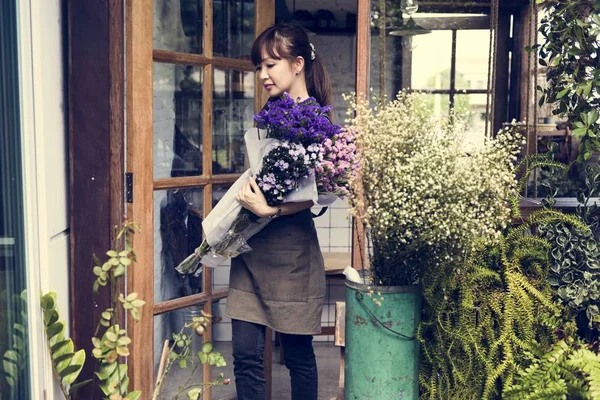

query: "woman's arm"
xmin=262 ymin=200 xmax=313 ymax=218
xmin=237 ymin=179 xmax=314 ymax=218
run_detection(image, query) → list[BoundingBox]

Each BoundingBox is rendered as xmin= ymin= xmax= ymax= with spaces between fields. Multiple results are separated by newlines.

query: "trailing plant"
xmin=538 ymin=164 xmax=600 ymax=332
xmin=535 ymin=0 xmax=600 ymax=161
xmin=152 ymin=311 xmax=229 ymax=400
xmin=91 ymin=221 xmax=143 ymax=400
xmin=1 ymin=289 xmax=28 ymax=397
xmin=346 ymin=92 xmax=522 ymax=286
xmin=504 ymin=333 xmax=600 ymax=399
xmin=40 ymin=292 xmax=89 ymax=398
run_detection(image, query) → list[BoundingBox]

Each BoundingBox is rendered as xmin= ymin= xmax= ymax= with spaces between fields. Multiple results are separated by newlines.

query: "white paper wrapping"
xmin=199 ymin=128 xmax=334 ymax=267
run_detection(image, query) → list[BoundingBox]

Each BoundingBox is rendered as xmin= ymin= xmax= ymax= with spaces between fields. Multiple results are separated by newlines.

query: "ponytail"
xmin=306 ymin=54 xmax=333 ymax=115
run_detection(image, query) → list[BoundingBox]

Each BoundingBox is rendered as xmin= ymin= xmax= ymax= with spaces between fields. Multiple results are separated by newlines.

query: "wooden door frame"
xmin=68 ymin=1 xmax=125 ymax=398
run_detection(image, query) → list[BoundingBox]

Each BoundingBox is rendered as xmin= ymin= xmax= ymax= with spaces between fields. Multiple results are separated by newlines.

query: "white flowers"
xmin=346 ymin=91 xmax=521 ymax=262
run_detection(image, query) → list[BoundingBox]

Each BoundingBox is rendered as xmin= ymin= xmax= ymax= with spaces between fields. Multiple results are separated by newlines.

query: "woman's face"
xmin=256 ymin=50 xmax=302 ymax=98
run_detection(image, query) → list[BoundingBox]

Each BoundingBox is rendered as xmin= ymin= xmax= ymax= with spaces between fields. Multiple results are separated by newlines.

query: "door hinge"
xmin=126 ymin=173 xmax=133 ymax=203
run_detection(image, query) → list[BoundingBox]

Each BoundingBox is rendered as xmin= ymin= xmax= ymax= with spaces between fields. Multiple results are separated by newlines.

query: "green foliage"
xmin=40 ymin=291 xmax=89 ymax=398
xmin=538 ymin=165 xmax=600 ymax=331
xmin=504 ymin=335 xmax=600 ymax=399
xmin=91 ymin=221 xmax=143 ymax=400
xmin=418 ymin=207 xmax=586 ymax=399
xmin=1 ymin=290 xmax=28 ymax=395
xmin=535 ymin=0 xmax=600 ymax=161
xmin=152 ymin=312 xmax=229 ymax=400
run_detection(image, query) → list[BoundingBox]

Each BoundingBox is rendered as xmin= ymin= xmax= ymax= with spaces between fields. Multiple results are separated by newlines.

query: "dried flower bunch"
xmin=346 ymin=91 xmax=523 ymax=285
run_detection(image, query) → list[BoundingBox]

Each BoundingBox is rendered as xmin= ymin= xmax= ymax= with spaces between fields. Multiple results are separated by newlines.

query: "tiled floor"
xmin=159 ymin=342 xmax=341 ymax=400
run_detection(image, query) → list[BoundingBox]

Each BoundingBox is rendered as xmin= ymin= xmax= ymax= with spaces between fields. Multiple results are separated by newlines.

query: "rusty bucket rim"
xmin=345 ymin=280 xmax=422 ymax=294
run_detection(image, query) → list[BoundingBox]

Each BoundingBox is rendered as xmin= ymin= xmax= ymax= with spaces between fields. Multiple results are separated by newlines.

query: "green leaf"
xmin=188 ymin=388 xmax=202 ymax=399
xmin=105 ymin=331 xmax=118 ymax=342
xmin=199 ymin=352 xmax=208 ymax=364
xmin=179 ymin=359 xmax=188 ymax=369
xmin=113 ymin=265 xmax=126 ymax=277
xmin=201 ymin=343 xmax=213 ymax=354
xmin=557 ymin=88 xmax=570 ymax=99
xmin=95 ymin=362 xmax=118 ymax=380
xmin=46 ymin=321 xmax=65 ymax=340
xmin=126 ymin=293 xmax=138 ymax=301
xmin=61 ymin=350 xmax=85 ymax=386
xmin=125 ymin=391 xmax=142 ymax=400
xmin=41 ymin=292 xmax=57 ymax=310
xmin=588 ymin=109 xmax=599 ymax=125
xmin=106 ymin=250 xmax=118 ymax=257
xmin=131 ymin=299 xmax=145 ymax=308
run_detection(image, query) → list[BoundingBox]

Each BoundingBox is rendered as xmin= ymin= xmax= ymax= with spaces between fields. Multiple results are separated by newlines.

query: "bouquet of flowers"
xmin=176 ymin=94 xmax=356 ymax=276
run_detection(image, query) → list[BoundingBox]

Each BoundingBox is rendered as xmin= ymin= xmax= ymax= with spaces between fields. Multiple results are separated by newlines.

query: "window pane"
xmin=422 ymin=93 xmax=450 ymax=118
xmin=154 ymin=0 xmax=203 ymax=54
xmin=454 ymin=93 xmax=488 ymax=149
xmin=153 ymin=308 xmax=234 ymax=398
xmin=154 ymin=63 xmax=203 ymax=179
xmin=455 ymin=30 xmax=490 ymax=90
xmin=411 ymin=30 xmax=452 ymax=90
xmin=0 ymin=2 xmax=31 ymax=396
xmin=213 ymin=68 xmax=254 ymax=174
xmin=154 ymin=188 xmax=204 ymax=303
xmin=213 ymin=0 xmax=255 ymax=58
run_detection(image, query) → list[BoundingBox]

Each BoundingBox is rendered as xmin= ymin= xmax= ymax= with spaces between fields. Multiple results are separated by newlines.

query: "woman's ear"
xmin=294 ymin=56 xmax=305 ymax=75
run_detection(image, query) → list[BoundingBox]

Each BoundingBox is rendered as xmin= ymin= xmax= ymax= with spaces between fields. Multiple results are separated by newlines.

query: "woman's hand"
xmin=237 ymin=179 xmax=276 ymax=218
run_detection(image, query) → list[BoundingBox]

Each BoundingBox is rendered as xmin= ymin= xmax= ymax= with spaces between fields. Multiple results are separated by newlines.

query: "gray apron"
xmin=225 ymin=208 xmax=326 ymax=334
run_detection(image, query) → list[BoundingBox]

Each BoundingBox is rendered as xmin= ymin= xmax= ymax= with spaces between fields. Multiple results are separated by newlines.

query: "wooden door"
xmin=126 ymin=0 xmax=273 ymax=398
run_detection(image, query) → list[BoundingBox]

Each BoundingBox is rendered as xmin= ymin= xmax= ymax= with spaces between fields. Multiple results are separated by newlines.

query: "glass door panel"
xmin=154 ymin=63 xmax=204 ymax=179
xmin=154 ymin=188 xmax=205 ymax=303
xmin=154 ymin=0 xmax=204 ymax=54
xmin=213 ymin=68 xmax=254 ymax=174
xmin=213 ymin=0 xmax=255 ymax=58
xmin=153 ymin=307 xmax=234 ymax=398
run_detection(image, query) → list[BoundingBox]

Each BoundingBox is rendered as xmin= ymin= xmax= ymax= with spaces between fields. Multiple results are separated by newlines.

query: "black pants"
xmin=231 ymin=319 xmax=318 ymax=400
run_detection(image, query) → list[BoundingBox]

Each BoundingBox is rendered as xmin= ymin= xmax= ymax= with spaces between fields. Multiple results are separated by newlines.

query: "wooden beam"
xmin=255 ymin=0 xmax=275 ymax=111
xmin=68 ymin=0 xmax=124 ymax=398
xmin=126 ymin=0 xmax=154 ymax=395
xmin=493 ymin=9 xmax=512 ymax=134
xmin=352 ymin=0 xmax=371 ymax=272
xmin=152 ymin=288 xmax=229 ymax=315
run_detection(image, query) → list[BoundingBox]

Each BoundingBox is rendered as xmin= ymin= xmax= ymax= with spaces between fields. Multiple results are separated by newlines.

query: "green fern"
xmin=419 ymin=226 xmax=565 ymax=399
xmin=514 ymin=154 xmax=570 ymax=194
xmin=504 ymin=336 xmax=600 ymax=399
xmin=40 ymin=292 xmax=90 ymax=398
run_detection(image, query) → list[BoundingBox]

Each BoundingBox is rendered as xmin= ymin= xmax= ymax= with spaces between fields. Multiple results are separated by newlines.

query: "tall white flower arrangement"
xmin=346 ymin=91 xmax=522 ymax=286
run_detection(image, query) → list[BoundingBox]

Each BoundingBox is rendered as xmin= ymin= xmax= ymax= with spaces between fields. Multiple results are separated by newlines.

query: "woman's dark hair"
xmin=251 ymin=23 xmax=333 ymax=109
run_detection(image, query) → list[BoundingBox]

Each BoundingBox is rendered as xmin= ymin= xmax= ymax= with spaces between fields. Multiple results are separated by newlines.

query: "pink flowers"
xmin=316 ymin=127 xmax=358 ymax=197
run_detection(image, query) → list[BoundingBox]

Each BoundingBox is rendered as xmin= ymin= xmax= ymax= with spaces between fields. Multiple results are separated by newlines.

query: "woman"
xmin=226 ymin=23 xmax=332 ymax=400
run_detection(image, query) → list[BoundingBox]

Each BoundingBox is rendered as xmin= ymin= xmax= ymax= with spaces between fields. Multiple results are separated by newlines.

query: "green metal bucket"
xmin=344 ymin=280 xmax=422 ymax=400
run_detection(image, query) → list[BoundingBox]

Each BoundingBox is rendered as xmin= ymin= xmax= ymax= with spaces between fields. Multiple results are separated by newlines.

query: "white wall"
xmin=18 ymin=0 xmax=70 ymax=398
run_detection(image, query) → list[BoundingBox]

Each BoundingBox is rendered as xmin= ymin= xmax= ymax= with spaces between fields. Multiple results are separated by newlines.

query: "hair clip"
xmin=309 ymin=43 xmax=316 ymax=60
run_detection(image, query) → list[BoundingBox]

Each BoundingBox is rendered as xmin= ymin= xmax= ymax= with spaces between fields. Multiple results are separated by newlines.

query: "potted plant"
xmin=344 ymin=91 xmax=521 ymax=399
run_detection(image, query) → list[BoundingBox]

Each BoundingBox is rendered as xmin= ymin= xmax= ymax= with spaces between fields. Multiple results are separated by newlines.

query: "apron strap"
xmin=311 ymin=207 xmax=328 ymax=218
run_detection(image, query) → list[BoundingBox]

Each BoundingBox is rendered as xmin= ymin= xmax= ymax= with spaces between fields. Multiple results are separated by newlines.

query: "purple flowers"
xmin=256 ymin=142 xmax=323 ymax=205
xmin=254 ymin=93 xmax=342 ymax=146
xmin=254 ymin=93 xmax=356 ymax=205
